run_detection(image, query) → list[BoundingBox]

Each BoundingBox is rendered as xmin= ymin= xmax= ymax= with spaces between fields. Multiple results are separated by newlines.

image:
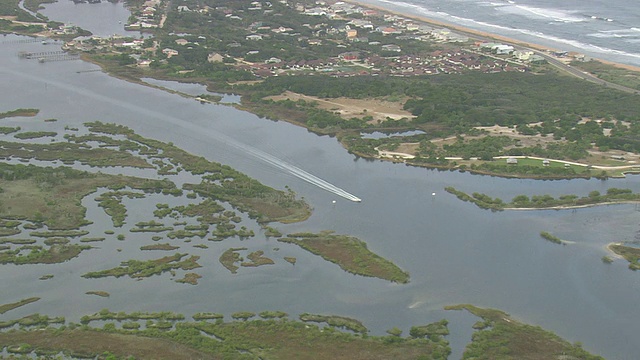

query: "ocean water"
xmin=359 ymin=0 xmax=640 ymax=67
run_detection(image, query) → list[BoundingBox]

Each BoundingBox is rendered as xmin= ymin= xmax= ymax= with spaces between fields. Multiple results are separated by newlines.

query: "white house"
xmin=513 ymin=50 xmax=533 ymax=60
xmin=381 ymin=44 xmax=401 ymax=52
xmin=162 ymin=48 xmax=179 ymax=57
xmin=246 ymin=34 xmax=263 ymax=41
xmin=494 ymin=44 xmax=515 ymax=55
xmin=304 ymin=7 xmax=326 ymax=16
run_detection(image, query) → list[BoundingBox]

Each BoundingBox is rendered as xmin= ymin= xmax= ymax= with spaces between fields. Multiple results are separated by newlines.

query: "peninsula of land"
xmin=445 ymin=186 xmax=640 ymax=211
xmin=11 ymin=0 xmax=637 ymax=180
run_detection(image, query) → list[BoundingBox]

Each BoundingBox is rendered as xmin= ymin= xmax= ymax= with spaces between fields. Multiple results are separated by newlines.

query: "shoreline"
xmin=504 ymin=200 xmax=640 ymax=211
xmin=605 ymin=242 xmax=625 ymax=260
xmin=344 ymin=0 xmax=640 ymax=73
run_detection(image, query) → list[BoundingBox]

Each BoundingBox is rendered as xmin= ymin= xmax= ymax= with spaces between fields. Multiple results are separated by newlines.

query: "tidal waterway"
xmin=1 ymin=4 xmax=640 ymax=358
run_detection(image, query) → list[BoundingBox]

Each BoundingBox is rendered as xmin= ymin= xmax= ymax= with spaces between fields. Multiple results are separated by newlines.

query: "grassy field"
xmin=0 ymin=305 xmax=604 ymax=359
xmin=571 ymin=60 xmax=640 ymax=91
xmin=82 ymin=253 xmax=201 ymax=280
xmin=0 ymin=121 xmax=311 ymax=234
xmin=0 ymin=140 xmax=153 ymax=168
xmin=446 ymin=186 xmax=640 ymax=211
xmin=608 ymin=243 xmax=640 ymax=270
xmin=0 ymin=108 xmax=39 ymax=119
xmin=0 ymin=244 xmax=91 ymax=265
xmin=0 ymin=317 xmax=451 ymax=360
xmin=278 ymin=231 xmax=410 ymax=283
xmin=0 ymin=297 xmax=39 ymax=315
xmin=0 ymin=329 xmax=210 ymax=359
xmin=446 ymin=304 xmax=604 ymax=360
xmin=508 ymin=157 xmax=588 ymax=173
xmin=0 ymin=172 xmax=173 ymax=230
xmin=540 ymin=231 xmax=564 ymax=245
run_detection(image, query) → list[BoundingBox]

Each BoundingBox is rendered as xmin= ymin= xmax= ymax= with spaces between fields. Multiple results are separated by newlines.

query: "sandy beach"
xmin=344 ymin=0 xmax=640 ymax=72
xmin=606 ymin=243 xmax=625 ymax=259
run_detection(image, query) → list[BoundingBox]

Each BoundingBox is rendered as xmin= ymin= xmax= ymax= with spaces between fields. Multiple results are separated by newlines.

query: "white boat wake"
xmin=2 ymin=66 xmax=362 ymax=202
xmin=236 ymin=142 xmax=361 ymax=202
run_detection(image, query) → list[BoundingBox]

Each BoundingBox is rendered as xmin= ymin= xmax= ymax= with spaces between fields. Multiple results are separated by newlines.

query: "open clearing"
xmin=266 ymin=91 xmax=415 ymax=123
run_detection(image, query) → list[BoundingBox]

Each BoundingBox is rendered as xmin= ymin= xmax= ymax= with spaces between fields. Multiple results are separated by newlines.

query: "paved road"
xmin=455 ymin=30 xmax=639 ymax=95
xmin=531 ymin=51 xmax=640 ymax=95
xmin=378 ymin=150 xmax=640 ymax=172
xmin=493 ymin=156 xmax=640 ymax=170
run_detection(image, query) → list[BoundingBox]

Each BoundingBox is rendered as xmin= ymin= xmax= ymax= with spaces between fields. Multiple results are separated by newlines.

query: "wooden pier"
xmin=18 ymin=51 xmax=80 ymax=62
xmin=0 ymin=37 xmax=42 ymax=44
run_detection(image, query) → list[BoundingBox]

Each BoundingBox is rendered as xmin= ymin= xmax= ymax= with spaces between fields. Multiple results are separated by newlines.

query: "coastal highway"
xmin=531 ymin=51 xmax=640 ymax=95
xmin=348 ymin=0 xmax=639 ymax=95
xmin=434 ymin=23 xmax=640 ymax=95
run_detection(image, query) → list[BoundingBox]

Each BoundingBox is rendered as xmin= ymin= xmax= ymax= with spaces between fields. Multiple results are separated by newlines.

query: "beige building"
xmin=208 ymin=52 xmax=224 ymax=63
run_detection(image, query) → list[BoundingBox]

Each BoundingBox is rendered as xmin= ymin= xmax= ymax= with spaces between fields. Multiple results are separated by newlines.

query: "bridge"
xmin=0 ymin=37 xmax=42 ymax=44
xmin=18 ymin=51 xmax=80 ymax=62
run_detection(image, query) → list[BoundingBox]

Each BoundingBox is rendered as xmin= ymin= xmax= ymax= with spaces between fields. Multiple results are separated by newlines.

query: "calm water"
xmin=140 ymin=78 xmax=241 ymax=104
xmin=39 ymin=0 xmax=146 ymax=38
xmin=360 ymin=0 xmax=640 ymax=67
xmin=1 ymin=3 xmax=640 ymax=359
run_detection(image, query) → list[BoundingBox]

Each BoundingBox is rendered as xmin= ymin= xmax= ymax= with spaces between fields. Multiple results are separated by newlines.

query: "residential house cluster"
xmin=237 ymin=57 xmax=341 ymax=77
xmin=212 ymin=0 xmax=535 ymax=78
xmin=51 ymin=23 xmax=80 ymax=36
xmin=476 ymin=42 xmax=546 ymax=63
xmin=238 ymin=46 xmax=526 ymax=78
xmin=295 ymin=0 xmax=470 ymax=45
xmin=365 ymin=50 xmax=526 ymax=76
xmin=65 ymin=35 xmax=141 ymax=49
xmin=63 ymin=0 xmax=554 ymax=79
xmin=126 ymin=0 xmax=162 ymax=30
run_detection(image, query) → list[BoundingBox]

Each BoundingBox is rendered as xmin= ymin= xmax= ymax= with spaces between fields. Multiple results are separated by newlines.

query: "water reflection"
xmin=360 ymin=130 xmax=426 ymax=139
xmin=141 ymin=78 xmax=241 ymax=103
xmin=39 ymin=0 xmax=147 ymax=38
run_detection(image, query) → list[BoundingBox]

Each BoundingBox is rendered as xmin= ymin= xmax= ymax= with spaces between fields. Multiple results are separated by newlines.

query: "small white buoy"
xmin=332 ymin=200 xmax=337 ymax=204
xmin=432 ymin=192 xmax=436 ymax=196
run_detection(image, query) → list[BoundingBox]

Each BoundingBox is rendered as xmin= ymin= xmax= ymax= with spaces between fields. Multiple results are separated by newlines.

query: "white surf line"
xmin=2 ymin=67 xmax=362 ymax=202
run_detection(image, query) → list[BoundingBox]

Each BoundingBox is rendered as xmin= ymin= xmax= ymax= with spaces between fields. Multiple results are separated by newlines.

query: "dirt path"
xmin=376 ymin=149 xmax=640 ymax=173
xmin=0 ymin=16 xmax=47 ymax=27
xmin=493 ymin=156 xmax=640 ymax=170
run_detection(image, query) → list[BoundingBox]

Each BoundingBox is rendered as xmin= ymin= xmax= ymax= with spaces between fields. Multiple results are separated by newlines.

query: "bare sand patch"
xmin=477 ymin=124 xmax=552 ymax=148
xmin=229 ymin=80 xmax=264 ymax=86
xmin=606 ymin=243 xmax=625 ymax=259
xmin=265 ymin=91 xmax=415 ymax=123
xmin=395 ymin=142 xmax=420 ymax=155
